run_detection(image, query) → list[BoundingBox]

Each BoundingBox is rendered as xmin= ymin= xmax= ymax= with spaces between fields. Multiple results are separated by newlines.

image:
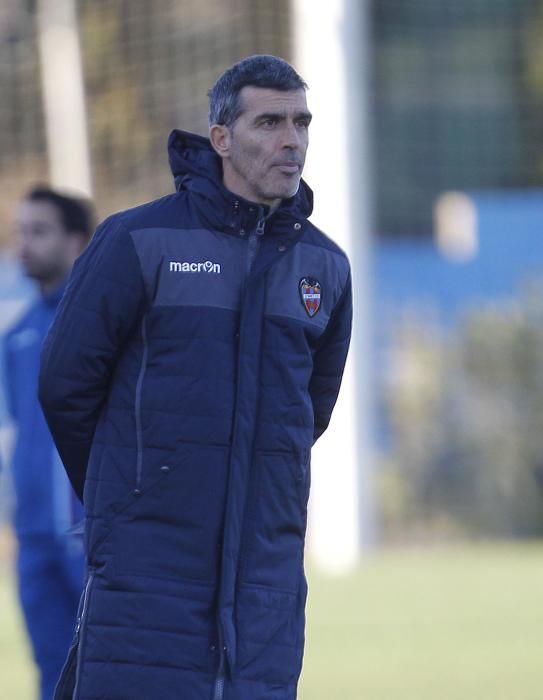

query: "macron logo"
xmin=169 ymin=260 xmax=221 ymax=274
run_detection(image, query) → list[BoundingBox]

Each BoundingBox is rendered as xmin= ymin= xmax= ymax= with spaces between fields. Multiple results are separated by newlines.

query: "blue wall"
xmin=375 ymin=191 xmax=543 ymax=323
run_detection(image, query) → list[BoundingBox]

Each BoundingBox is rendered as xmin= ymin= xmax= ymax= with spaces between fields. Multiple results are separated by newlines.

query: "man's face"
xmin=214 ymin=86 xmax=312 ymax=210
xmin=15 ymin=199 xmax=76 ymax=289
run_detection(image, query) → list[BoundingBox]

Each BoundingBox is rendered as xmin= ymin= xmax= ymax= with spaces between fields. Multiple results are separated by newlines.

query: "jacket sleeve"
xmin=39 ymin=215 xmax=146 ymax=500
xmin=309 ymin=269 xmax=353 ymax=443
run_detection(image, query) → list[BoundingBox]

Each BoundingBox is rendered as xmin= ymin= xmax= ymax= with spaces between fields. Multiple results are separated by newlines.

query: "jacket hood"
xmin=167 ymin=129 xmax=314 ymax=227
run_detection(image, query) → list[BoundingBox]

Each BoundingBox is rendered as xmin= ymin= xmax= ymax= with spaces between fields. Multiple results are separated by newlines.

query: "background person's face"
xmin=221 ymin=87 xmax=311 ymax=209
xmin=15 ymin=199 xmax=74 ymax=290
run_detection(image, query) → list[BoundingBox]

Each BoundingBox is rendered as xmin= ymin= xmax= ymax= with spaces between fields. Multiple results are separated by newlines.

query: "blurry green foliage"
xmin=379 ymin=283 xmax=543 ymax=540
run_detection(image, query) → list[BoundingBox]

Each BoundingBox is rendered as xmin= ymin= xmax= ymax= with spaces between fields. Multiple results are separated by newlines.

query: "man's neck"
xmin=221 ymin=178 xmax=281 ymax=213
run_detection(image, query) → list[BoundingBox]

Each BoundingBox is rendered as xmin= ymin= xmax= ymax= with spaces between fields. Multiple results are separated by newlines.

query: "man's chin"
xmin=268 ymin=185 xmax=300 ymax=202
xmin=20 ymin=265 xmax=39 ymax=280
xmin=282 ymin=186 xmax=300 ymax=201
xmin=21 ymin=266 xmax=49 ymax=285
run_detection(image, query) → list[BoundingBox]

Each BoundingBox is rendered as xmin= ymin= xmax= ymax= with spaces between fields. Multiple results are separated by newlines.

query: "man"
xmin=4 ymin=186 xmax=93 ymax=700
xmin=40 ymin=55 xmax=352 ymax=700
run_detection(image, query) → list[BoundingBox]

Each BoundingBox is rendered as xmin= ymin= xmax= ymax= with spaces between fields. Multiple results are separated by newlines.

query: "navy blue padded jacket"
xmin=39 ymin=130 xmax=352 ymax=700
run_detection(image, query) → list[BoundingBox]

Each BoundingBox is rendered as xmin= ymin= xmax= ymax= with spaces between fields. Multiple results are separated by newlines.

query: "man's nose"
xmin=281 ymin=122 xmax=303 ymax=149
xmin=17 ymin=231 xmax=32 ymax=257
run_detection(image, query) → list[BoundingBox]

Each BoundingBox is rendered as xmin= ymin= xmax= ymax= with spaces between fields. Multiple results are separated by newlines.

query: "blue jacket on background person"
xmin=4 ymin=284 xmax=85 ymax=700
xmin=5 ymin=184 xmax=92 ymax=700
xmin=4 ymin=284 xmax=83 ymax=536
xmin=39 ymin=56 xmax=352 ymax=700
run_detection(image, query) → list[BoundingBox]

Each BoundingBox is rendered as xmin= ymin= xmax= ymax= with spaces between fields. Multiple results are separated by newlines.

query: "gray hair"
xmin=208 ymin=54 xmax=307 ymax=127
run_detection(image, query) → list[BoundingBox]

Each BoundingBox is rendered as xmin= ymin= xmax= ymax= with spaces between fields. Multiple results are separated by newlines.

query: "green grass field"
xmin=2 ymin=541 xmax=543 ymax=699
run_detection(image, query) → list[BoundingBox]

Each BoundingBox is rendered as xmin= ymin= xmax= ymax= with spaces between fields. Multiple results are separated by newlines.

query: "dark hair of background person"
xmin=25 ymin=185 xmax=95 ymax=240
xmin=208 ymin=54 xmax=308 ymax=127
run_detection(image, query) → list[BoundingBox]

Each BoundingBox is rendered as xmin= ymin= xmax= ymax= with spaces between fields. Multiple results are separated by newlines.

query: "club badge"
xmin=299 ymin=277 xmax=322 ymax=317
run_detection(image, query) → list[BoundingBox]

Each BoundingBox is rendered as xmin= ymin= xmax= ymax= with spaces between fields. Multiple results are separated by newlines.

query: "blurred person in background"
xmin=39 ymin=55 xmax=351 ymax=700
xmin=3 ymin=185 xmax=94 ymax=700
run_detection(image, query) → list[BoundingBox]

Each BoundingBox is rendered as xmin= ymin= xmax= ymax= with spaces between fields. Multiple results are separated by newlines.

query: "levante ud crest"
xmin=299 ymin=277 xmax=322 ymax=317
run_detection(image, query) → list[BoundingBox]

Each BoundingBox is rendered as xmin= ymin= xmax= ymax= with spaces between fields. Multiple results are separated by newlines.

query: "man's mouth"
xmin=275 ymin=162 xmax=301 ymax=174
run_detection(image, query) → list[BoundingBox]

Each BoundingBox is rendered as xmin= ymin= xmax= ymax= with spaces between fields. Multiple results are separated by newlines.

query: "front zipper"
xmin=213 ymin=210 xmax=266 ymax=696
xmin=212 ymin=661 xmax=225 ymax=700
xmin=72 ymin=568 xmax=96 ymax=699
xmin=212 ymin=626 xmax=226 ymax=700
xmin=246 ymin=216 xmax=265 ymax=275
xmin=134 ymin=315 xmax=148 ymax=492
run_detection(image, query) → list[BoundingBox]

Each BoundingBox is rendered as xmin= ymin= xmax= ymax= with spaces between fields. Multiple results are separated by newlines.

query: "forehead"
xmin=238 ymin=86 xmax=308 ymax=117
xmin=16 ymin=199 xmax=64 ymax=229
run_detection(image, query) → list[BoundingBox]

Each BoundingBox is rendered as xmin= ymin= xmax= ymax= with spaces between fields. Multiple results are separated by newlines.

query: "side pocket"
xmin=114 ymin=445 xmax=228 ymax=583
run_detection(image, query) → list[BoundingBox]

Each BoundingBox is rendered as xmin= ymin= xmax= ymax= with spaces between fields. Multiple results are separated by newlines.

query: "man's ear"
xmin=209 ymin=124 xmax=232 ymax=159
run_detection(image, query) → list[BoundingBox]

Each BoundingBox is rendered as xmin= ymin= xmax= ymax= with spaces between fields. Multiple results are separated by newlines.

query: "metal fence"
xmin=0 ymin=0 xmax=291 ymax=246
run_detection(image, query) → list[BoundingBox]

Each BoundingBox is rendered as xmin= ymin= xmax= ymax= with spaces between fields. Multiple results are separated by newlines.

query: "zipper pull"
xmin=255 ymin=218 xmax=265 ymax=236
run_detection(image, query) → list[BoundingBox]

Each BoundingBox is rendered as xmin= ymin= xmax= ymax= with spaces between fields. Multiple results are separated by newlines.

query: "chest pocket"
xmin=264 ymin=241 xmax=346 ymax=331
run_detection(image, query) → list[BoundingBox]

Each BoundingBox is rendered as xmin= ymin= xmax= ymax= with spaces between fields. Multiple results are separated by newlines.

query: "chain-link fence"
xmin=0 ymin=0 xmax=291 ymax=246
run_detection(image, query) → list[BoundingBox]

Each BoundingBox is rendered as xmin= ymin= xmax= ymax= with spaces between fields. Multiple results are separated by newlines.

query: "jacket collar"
xmin=168 ymin=129 xmax=313 ymax=234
